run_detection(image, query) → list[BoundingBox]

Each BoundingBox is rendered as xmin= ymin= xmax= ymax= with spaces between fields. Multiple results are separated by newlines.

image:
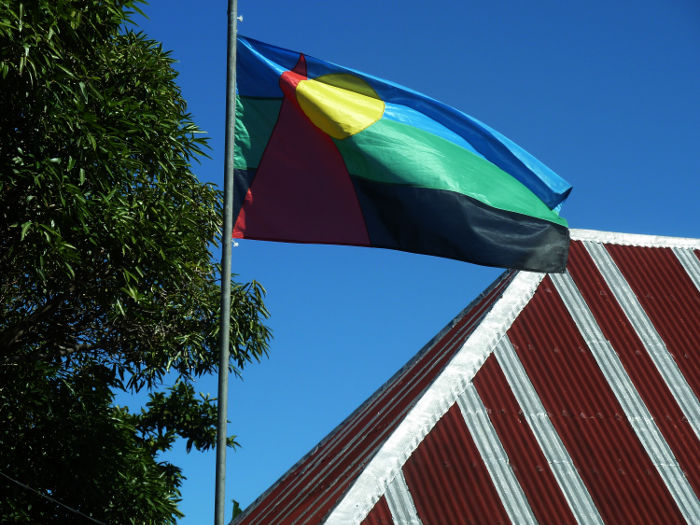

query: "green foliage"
xmin=0 ymin=1 xmax=271 ymax=522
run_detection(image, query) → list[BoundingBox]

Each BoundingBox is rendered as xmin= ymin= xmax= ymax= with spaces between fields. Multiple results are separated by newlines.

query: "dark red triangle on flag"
xmin=234 ymin=54 xmax=370 ymax=246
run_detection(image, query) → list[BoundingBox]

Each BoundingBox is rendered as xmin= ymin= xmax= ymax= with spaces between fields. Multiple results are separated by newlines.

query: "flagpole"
xmin=215 ymin=0 xmax=238 ymax=523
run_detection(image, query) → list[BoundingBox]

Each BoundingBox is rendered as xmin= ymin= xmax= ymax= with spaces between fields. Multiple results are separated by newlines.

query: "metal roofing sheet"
xmin=384 ymin=471 xmax=421 ymax=525
xmin=474 ymin=355 xmax=578 ymax=524
xmin=567 ymin=241 xmax=700 ymax=497
xmin=235 ymin=230 xmax=700 ymax=524
xmin=508 ymin=275 xmax=685 ymax=523
xmin=360 ymin=496 xmax=392 ymax=525
xmin=402 ymin=404 xmax=511 ymax=524
xmin=606 ymin=243 xmax=700 ymax=400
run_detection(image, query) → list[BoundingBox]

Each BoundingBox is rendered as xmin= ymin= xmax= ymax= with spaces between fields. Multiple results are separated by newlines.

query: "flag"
xmin=233 ymin=36 xmax=571 ymax=272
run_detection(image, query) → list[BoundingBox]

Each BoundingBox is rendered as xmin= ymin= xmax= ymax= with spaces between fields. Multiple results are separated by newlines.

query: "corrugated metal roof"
xmin=233 ymin=230 xmax=700 ymax=524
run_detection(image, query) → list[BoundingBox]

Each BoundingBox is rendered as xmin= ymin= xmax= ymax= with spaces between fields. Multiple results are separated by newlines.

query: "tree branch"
xmin=0 ymin=284 xmax=76 ymax=354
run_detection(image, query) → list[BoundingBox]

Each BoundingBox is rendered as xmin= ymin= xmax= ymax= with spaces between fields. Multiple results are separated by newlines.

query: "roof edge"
xmin=325 ymin=270 xmax=547 ymax=524
xmin=571 ymin=229 xmax=700 ymax=248
xmin=231 ymin=270 xmax=514 ymax=525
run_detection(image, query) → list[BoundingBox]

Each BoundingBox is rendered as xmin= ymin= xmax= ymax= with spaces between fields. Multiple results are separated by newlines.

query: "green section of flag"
xmin=235 ymin=96 xmax=282 ymax=169
xmin=334 ymin=118 xmax=567 ymax=227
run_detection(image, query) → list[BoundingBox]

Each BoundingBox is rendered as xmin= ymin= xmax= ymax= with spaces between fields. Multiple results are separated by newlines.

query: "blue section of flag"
xmin=383 ymin=103 xmax=485 ymax=158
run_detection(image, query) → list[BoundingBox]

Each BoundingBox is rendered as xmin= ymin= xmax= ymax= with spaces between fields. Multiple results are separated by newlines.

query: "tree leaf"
xmin=0 ymin=2 xmax=270 ymax=522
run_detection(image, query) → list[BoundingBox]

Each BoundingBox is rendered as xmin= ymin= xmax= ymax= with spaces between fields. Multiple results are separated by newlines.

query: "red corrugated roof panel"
xmin=473 ymin=355 xmax=577 ymax=524
xmin=234 ymin=230 xmax=700 ymax=524
xmin=402 ymin=404 xmax=511 ymax=524
xmin=508 ymin=275 xmax=685 ymax=524
xmin=606 ymin=244 xmax=700 ymax=399
xmin=567 ymin=241 xmax=700 ymax=497
xmin=360 ymin=496 xmax=392 ymax=525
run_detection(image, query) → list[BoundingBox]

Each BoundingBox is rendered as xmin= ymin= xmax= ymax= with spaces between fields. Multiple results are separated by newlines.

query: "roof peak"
xmin=571 ymin=228 xmax=700 ymax=248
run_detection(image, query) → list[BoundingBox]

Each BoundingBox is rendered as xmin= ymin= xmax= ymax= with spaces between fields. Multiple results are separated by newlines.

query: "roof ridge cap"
xmin=571 ymin=229 xmax=700 ymax=248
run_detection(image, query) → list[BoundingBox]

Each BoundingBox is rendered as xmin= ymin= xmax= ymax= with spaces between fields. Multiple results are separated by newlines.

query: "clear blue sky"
xmin=132 ymin=1 xmax=699 ymax=522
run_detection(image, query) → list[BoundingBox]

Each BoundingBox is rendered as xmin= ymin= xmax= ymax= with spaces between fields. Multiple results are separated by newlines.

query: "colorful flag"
xmin=234 ymin=36 xmax=571 ymax=272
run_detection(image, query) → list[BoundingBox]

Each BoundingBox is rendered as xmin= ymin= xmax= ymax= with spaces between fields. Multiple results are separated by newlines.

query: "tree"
xmin=0 ymin=1 xmax=271 ymax=522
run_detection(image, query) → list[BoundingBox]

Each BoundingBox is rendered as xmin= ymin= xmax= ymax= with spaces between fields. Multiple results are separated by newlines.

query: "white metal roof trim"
xmin=673 ymin=247 xmax=700 ymax=292
xmin=457 ymin=384 xmax=538 ymax=524
xmin=551 ymin=271 xmax=700 ymax=522
xmin=571 ymin=229 xmax=700 ymax=249
xmin=323 ymin=271 xmax=546 ymax=524
xmin=493 ymin=337 xmax=604 ymax=524
xmin=385 ymin=470 xmax=421 ymax=525
xmin=584 ymin=241 xmax=700 ymax=441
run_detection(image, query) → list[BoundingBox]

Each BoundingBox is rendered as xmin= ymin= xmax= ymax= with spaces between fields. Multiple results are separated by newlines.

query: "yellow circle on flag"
xmin=296 ymin=74 xmax=385 ymax=140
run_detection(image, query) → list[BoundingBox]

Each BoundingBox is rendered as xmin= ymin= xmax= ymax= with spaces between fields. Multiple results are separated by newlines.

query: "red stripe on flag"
xmin=234 ymin=54 xmax=369 ymax=246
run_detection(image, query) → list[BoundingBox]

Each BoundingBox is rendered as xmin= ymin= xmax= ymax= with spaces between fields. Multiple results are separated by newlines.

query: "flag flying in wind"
xmin=233 ymin=36 xmax=572 ymax=272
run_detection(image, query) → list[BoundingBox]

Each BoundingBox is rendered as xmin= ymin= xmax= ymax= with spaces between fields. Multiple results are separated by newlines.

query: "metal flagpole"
xmin=215 ymin=0 xmax=238 ymax=524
